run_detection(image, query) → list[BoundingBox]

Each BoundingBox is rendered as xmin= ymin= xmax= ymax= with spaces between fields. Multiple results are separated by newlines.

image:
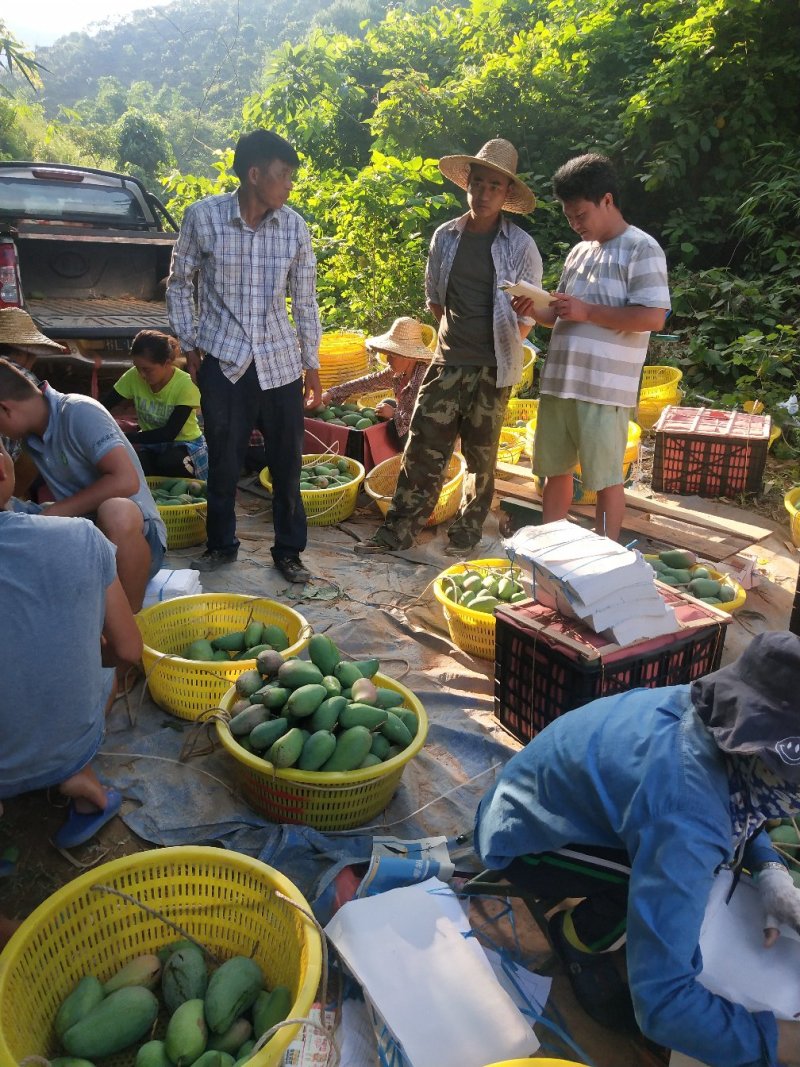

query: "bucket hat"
xmin=692 ymin=631 xmax=800 ymax=782
xmin=0 ymin=307 xmax=67 ymax=353
xmin=438 ymin=138 xmax=536 ymax=214
xmin=366 ymin=318 xmax=434 ymax=362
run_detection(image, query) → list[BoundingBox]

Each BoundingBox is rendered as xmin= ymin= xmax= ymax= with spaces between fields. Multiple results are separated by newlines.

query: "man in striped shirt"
xmin=167 ymin=129 xmax=322 ymax=582
xmin=532 ymin=153 xmax=670 ymax=540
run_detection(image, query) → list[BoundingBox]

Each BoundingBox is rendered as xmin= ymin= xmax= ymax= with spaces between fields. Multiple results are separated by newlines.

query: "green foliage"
xmin=113 ymin=109 xmax=175 ymax=185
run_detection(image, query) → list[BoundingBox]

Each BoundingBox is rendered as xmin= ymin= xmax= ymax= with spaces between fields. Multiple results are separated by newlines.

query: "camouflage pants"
xmin=378 ymin=364 xmax=510 ymax=548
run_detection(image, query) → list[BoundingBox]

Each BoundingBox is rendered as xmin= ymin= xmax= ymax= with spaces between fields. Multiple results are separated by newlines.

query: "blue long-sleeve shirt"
xmin=475 ymin=685 xmax=779 ymax=1066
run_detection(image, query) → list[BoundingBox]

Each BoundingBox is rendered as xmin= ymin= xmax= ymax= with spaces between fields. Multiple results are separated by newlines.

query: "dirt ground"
xmin=2 ymin=439 xmax=799 ymax=1066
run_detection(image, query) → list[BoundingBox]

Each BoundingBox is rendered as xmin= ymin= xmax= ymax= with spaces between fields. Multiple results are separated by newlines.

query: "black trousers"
xmin=504 ymin=845 xmax=631 ymax=951
xmin=198 ymin=357 xmax=306 ymax=560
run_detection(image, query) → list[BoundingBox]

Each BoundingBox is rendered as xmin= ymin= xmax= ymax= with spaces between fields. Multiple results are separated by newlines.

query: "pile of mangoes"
xmin=150 ymin=478 xmax=207 ymax=506
xmin=645 ymin=549 xmax=738 ymax=606
xmin=299 ymin=458 xmax=357 ymax=491
xmin=181 ymin=621 xmax=290 ymax=662
xmin=51 ymin=941 xmax=290 ymax=1066
xmin=439 ymin=566 xmax=529 ymax=616
xmin=307 ymin=402 xmax=382 ymax=429
xmin=227 ymin=635 xmax=419 ymax=773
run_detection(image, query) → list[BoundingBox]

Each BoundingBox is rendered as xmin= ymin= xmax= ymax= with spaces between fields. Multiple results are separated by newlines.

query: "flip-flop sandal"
xmin=53 ymin=789 xmax=122 ymax=849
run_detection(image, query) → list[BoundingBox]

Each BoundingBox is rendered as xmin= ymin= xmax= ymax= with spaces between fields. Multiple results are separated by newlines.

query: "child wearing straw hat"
xmin=0 ymin=307 xmax=66 ymax=462
xmin=355 ymin=138 xmax=542 ymax=556
xmin=322 ymin=317 xmax=432 ymax=449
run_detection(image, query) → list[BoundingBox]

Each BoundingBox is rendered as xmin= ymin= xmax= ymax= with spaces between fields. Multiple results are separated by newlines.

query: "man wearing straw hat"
xmin=355 ymin=138 xmax=542 ymax=556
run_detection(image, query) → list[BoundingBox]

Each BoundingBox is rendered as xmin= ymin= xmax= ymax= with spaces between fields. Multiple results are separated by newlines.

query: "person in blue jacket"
xmin=474 ymin=631 xmax=800 ymax=1067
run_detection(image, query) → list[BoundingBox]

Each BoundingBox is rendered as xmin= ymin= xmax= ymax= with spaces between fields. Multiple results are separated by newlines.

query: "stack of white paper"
xmin=142 ymin=567 xmax=202 ymax=609
xmin=505 ymin=521 xmax=679 ymax=645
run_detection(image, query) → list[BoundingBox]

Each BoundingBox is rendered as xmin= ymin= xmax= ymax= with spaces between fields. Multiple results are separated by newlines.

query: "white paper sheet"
xmin=324 ymin=878 xmax=537 ymax=1067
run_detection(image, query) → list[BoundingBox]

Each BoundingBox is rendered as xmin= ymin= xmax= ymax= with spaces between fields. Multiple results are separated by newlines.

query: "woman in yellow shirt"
xmin=102 ymin=330 xmax=208 ymax=479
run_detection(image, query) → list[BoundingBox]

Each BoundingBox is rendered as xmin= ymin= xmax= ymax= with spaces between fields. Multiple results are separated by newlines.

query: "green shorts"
xmin=533 ymin=395 xmax=633 ymax=491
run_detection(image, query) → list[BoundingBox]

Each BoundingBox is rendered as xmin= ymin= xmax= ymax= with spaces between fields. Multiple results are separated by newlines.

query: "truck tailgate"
xmin=28 ymin=296 xmax=173 ymax=339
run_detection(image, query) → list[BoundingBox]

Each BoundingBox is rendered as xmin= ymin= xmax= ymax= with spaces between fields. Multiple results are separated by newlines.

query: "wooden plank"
xmin=495 ymin=460 xmax=773 ymax=542
xmin=494 ymin=478 xmax=751 ymax=562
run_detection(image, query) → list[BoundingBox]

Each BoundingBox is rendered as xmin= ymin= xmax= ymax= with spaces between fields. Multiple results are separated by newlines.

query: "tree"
xmin=113 ymin=109 xmax=175 ymax=185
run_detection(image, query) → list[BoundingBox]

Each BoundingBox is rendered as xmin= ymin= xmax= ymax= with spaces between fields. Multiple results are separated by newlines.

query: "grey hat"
xmin=692 ymin=631 xmax=800 ymax=782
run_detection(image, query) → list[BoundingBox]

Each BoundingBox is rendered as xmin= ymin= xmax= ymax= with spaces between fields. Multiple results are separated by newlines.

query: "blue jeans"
xmin=198 ymin=357 xmax=307 ymax=560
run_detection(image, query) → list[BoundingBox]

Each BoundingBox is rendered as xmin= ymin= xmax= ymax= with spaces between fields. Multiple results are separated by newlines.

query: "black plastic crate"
xmin=651 ymin=406 xmax=770 ymax=498
xmin=494 ymin=589 xmax=729 ymax=744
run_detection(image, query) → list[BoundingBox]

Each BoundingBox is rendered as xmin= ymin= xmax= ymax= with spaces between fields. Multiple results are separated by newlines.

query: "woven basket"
xmin=433 ymin=558 xmax=528 ymax=660
xmin=357 ymin=390 xmax=393 ymax=410
xmin=0 ymin=847 xmax=321 ymax=1067
xmin=509 ymin=345 xmax=537 ymax=399
xmin=364 ymin=452 xmax=466 ymax=527
xmin=137 ymin=594 xmax=312 ymax=720
xmin=496 ymin=428 xmax=524 ymax=466
xmin=318 ymin=331 xmax=369 ymax=390
xmin=146 ymin=476 xmax=207 ymax=549
xmin=785 ymin=487 xmax=800 ymax=548
xmin=504 ymin=396 xmax=539 ymax=428
xmin=216 ymin=674 xmax=428 ymax=830
xmin=259 ymin=454 xmax=365 ymax=526
xmin=640 ymin=365 xmax=683 ymax=402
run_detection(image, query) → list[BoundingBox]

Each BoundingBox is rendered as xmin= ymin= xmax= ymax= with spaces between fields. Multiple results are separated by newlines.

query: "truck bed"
xmin=28 ymin=296 xmax=173 ymax=339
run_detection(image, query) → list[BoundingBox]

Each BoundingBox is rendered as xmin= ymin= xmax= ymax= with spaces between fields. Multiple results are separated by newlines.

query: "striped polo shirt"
xmin=539 ymin=225 xmax=670 ymax=408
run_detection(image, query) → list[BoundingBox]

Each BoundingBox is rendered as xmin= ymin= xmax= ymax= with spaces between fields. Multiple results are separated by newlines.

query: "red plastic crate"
xmin=651 ymin=406 xmax=770 ymax=497
xmin=494 ymin=585 xmax=729 ymax=744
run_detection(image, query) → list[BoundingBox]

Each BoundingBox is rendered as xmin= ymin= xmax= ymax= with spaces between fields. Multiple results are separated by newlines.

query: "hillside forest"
xmin=1 ymin=0 xmax=799 ymax=451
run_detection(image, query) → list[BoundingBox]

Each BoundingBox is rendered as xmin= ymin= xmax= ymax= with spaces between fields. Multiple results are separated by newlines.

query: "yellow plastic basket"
xmin=318 ymin=331 xmax=370 ymax=389
xmin=364 ymin=451 xmax=466 ymax=527
xmin=259 ymin=454 xmax=366 ymax=527
xmin=216 ymin=673 xmax=428 ymax=830
xmin=644 ymin=558 xmax=747 ymax=614
xmin=433 ymin=558 xmax=528 ymax=660
xmin=504 ymin=396 xmax=539 ymax=428
xmin=639 ymin=365 xmax=683 ymax=401
xmin=497 ymin=428 xmax=524 ymax=466
xmin=0 ymin=846 xmax=321 ymax=1067
xmin=785 ymin=487 xmax=800 ymax=548
xmin=509 ymin=346 xmax=537 ymax=399
xmin=357 ymin=390 xmax=393 ymax=410
xmin=137 ymin=594 xmax=312 ymax=720
xmin=146 ymin=476 xmax=207 ymax=549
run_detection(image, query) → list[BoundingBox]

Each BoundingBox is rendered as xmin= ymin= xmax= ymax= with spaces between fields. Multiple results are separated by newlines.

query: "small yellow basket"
xmin=146 ymin=476 xmax=207 ymax=549
xmin=636 ymin=366 xmax=683 ymax=430
xmin=0 ymin=846 xmax=321 ymax=1067
xmin=216 ymin=673 xmax=428 ymax=830
xmin=364 ymin=451 xmax=466 ymax=527
xmin=644 ymin=557 xmax=747 ymax=614
xmin=260 ymin=454 xmax=366 ymax=527
xmin=137 ymin=594 xmax=312 ymax=720
xmin=503 ymin=396 xmax=539 ymax=428
xmin=497 ymin=428 xmax=524 ymax=466
xmin=785 ymin=487 xmax=800 ymax=548
xmin=433 ymin=558 xmax=528 ymax=660
xmin=509 ymin=345 xmax=537 ymax=399
xmin=357 ymin=390 xmax=393 ymax=410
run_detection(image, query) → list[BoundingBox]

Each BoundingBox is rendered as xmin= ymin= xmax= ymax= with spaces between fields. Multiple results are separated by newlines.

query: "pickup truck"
xmin=0 ymin=161 xmax=179 ymax=394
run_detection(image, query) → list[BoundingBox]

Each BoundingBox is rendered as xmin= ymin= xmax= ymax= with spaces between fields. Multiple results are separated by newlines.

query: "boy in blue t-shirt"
xmin=0 ymin=438 xmax=143 ymax=945
xmin=0 ymin=357 xmax=167 ymax=611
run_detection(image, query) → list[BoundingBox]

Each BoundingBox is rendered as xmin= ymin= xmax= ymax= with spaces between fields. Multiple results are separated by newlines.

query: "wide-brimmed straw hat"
xmin=692 ymin=631 xmax=800 ymax=783
xmin=438 ymin=138 xmax=536 ymax=214
xmin=366 ymin=318 xmax=434 ymax=362
xmin=0 ymin=307 xmax=66 ymax=352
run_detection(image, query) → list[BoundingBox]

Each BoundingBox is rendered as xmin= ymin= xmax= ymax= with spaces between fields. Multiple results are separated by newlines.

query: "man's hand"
xmin=183 ymin=349 xmax=202 ymax=383
xmin=303 ymin=369 xmax=322 ymax=410
xmin=550 ymin=293 xmax=591 ymax=322
xmin=511 ymin=294 xmax=537 ymax=319
xmin=757 ymin=864 xmax=800 ymax=947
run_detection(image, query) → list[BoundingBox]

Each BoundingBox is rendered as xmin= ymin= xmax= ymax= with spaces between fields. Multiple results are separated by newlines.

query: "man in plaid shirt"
xmin=167 ymin=129 xmax=322 ymax=582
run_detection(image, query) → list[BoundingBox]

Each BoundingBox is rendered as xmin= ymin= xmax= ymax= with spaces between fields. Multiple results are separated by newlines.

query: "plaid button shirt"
xmin=166 ymin=192 xmax=322 ymax=388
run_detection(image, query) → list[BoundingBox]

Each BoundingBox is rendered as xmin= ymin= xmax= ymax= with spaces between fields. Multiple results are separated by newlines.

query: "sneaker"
xmin=274 ymin=556 xmax=312 ymax=583
xmin=547 ymin=911 xmax=638 ymax=1033
xmin=191 ymin=547 xmax=239 ymax=571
